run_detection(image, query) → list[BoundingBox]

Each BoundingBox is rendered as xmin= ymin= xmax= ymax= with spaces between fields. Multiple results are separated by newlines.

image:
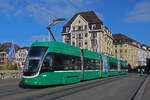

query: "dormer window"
xmin=84 ymin=25 xmax=87 ymax=30
xmin=92 ymin=24 xmax=96 ymax=30
xmin=110 ymin=32 xmax=112 ymax=35
xmin=72 ymin=26 xmax=75 ymax=31
xmin=66 ymin=27 xmax=70 ymax=32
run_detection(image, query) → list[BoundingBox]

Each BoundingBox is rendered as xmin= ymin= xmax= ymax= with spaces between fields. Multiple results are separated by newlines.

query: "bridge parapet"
xmin=0 ymin=70 xmax=22 ymax=79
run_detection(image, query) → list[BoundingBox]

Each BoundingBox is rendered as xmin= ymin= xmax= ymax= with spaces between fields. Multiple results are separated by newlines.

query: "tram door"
xmin=99 ymin=59 xmax=102 ymax=78
xmin=102 ymin=55 xmax=109 ymax=72
xmin=81 ymin=49 xmax=84 ymax=81
xmin=118 ymin=60 xmax=120 ymax=71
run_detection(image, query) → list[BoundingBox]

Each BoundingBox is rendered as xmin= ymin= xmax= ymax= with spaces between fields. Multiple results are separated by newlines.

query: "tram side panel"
xmin=22 ymin=41 xmax=128 ymax=86
xmin=82 ymin=49 xmax=101 ymax=80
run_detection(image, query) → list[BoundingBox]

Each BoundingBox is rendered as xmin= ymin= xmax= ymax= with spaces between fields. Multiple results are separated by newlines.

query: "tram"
xmin=21 ymin=41 xmax=128 ymax=86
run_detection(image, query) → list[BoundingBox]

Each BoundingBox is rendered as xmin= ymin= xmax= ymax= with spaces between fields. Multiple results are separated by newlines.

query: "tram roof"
xmin=107 ymin=56 xmax=118 ymax=63
xmin=83 ymin=49 xmax=101 ymax=60
xmin=31 ymin=41 xmax=81 ymax=57
xmin=120 ymin=60 xmax=127 ymax=64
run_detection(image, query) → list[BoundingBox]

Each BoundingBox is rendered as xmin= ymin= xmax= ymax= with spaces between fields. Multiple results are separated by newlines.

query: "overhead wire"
xmin=67 ymin=0 xmax=82 ymax=12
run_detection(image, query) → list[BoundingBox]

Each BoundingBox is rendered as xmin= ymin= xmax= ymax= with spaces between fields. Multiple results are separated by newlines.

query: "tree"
xmin=4 ymin=58 xmax=18 ymax=70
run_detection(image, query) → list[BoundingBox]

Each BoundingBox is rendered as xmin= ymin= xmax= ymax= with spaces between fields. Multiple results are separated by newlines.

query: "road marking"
xmin=132 ymin=75 xmax=149 ymax=100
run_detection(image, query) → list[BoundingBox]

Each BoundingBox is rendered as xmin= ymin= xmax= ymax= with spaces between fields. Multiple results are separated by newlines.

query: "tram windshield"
xmin=23 ymin=46 xmax=48 ymax=76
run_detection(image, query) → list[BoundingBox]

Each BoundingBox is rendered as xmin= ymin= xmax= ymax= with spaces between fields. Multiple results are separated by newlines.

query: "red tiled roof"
xmin=62 ymin=11 xmax=103 ymax=33
xmin=113 ymin=33 xmax=140 ymax=46
xmin=65 ymin=11 xmax=103 ymax=26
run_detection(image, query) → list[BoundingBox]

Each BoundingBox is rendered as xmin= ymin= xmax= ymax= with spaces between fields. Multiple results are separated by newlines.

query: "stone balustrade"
xmin=0 ymin=70 xmax=22 ymax=79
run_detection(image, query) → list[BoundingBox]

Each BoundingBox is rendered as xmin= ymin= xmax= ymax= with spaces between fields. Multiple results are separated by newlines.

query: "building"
xmin=113 ymin=33 xmax=140 ymax=69
xmin=147 ymin=47 xmax=150 ymax=59
xmin=61 ymin=11 xmax=114 ymax=56
xmin=138 ymin=45 xmax=144 ymax=67
xmin=138 ymin=44 xmax=147 ymax=67
xmin=0 ymin=52 xmax=8 ymax=68
xmin=140 ymin=44 xmax=148 ymax=66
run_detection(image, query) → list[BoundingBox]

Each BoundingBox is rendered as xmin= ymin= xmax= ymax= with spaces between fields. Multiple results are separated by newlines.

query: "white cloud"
xmin=31 ymin=35 xmax=49 ymax=42
xmin=25 ymin=4 xmax=51 ymax=24
xmin=124 ymin=1 xmax=150 ymax=23
xmin=0 ymin=0 xmax=14 ymax=10
xmin=95 ymin=12 xmax=103 ymax=20
xmin=0 ymin=0 xmax=102 ymax=24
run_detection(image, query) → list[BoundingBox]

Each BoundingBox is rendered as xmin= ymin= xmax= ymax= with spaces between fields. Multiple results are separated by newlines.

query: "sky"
xmin=0 ymin=0 xmax=150 ymax=47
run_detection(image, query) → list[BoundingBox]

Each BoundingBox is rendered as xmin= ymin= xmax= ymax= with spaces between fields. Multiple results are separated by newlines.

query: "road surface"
xmin=0 ymin=73 xmax=149 ymax=100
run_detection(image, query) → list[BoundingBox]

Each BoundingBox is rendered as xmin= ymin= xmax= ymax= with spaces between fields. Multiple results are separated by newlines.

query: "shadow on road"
xmin=18 ymin=81 xmax=66 ymax=89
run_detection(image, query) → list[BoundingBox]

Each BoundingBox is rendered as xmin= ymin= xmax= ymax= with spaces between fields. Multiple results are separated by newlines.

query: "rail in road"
xmin=0 ymin=73 xmax=148 ymax=100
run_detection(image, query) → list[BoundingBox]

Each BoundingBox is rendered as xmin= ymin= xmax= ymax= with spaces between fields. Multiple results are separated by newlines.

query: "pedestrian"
xmin=140 ymin=68 xmax=144 ymax=76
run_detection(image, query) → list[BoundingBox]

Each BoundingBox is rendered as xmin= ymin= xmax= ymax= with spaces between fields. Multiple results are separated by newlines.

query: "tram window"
xmin=40 ymin=53 xmax=53 ymax=73
xmin=121 ymin=64 xmax=127 ymax=69
xmin=52 ymin=53 xmax=81 ymax=71
xmin=109 ymin=62 xmax=117 ymax=69
xmin=84 ymin=58 xmax=100 ymax=70
xmin=53 ymin=53 xmax=65 ymax=70
xmin=28 ymin=47 xmax=48 ymax=57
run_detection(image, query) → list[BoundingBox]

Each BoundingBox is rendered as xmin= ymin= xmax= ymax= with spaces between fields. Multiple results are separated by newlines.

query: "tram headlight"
xmin=25 ymin=79 xmax=28 ymax=83
xmin=34 ymin=81 xmax=38 ymax=84
xmin=34 ymin=79 xmax=38 ymax=84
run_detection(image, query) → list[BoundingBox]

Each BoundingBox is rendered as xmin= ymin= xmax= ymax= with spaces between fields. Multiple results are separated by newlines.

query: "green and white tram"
xmin=21 ymin=41 xmax=128 ymax=86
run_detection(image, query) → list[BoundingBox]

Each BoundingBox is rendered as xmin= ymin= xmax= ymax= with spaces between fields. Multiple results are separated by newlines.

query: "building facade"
xmin=113 ymin=33 xmax=139 ymax=69
xmin=0 ymin=52 xmax=8 ymax=68
xmin=147 ymin=47 xmax=150 ymax=59
xmin=141 ymin=45 xmax=148 ymax=66
xmin=137 ymin=44 xmax=148 ymax=67
xmin=61 ymin=11 xmax=114 ymax=56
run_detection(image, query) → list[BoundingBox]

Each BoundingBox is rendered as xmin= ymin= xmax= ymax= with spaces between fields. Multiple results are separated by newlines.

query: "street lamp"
xmin=46 ymin=18 xmax=66 ymax=41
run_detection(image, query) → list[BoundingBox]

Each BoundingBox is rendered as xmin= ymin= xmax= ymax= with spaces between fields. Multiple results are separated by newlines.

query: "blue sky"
xmin=0 ymin=0 xmax=150 ymax=47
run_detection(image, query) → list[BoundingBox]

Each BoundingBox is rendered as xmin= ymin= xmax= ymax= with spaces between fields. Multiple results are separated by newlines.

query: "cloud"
xmin=124 ymin=1 xmax=150 ymax=23
xmin=25 ymin=4 xmax=52 ymax=24
xmin=0 ymin=0 xmax=102 ymax=24
xmin=0 ymin=0 xmax=14 ymax=10
xmin=31 ymin=35 xmax=49 ymax=42
xmin=95 ymin=12 xmax=103 ymax=20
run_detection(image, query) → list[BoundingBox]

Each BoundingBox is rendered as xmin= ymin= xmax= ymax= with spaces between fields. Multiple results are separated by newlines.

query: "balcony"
xmin=72 ymin=29 xmax=86 ymax=32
